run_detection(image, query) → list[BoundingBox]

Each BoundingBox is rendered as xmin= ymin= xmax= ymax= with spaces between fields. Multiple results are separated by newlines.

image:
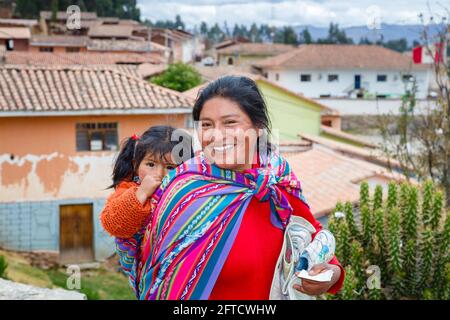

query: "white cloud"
xmin=137 ymin=0 xmax=450 ymax=27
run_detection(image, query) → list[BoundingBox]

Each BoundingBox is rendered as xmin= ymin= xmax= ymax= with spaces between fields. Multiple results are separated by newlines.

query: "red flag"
xmin=412 ymin=46 xmax=422 ymax=64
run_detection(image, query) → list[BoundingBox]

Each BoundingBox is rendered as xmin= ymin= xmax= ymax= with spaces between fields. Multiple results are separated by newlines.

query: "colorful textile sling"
xmin=115 ymin=151 xmax=308 ymax=300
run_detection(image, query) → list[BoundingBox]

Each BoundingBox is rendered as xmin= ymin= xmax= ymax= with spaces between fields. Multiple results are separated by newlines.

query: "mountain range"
xmin=294 ymin=23 xmax=446 ymax=46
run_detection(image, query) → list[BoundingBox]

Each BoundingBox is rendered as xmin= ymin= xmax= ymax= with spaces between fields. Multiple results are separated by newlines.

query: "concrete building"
xmin=0 ymin=65 xmax=193 ymax=264
xmin=217 ymin=42 xmax=293 ymax=67
xmin=253 ymin=44 xmax=432 ymax=99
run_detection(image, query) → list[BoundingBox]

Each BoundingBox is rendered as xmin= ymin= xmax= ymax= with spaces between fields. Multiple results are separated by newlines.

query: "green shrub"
xmin=331 ymin=181 xmax=449 ymax=300
xmin=150 ymin=63 xmax=202 ymax=92
xmin=0 ymin=255 xmax=7 ymax=279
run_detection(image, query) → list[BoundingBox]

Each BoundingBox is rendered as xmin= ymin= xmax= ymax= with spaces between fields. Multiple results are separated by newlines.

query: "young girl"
xmin=100 ymin=125 xmax=192 ymax=239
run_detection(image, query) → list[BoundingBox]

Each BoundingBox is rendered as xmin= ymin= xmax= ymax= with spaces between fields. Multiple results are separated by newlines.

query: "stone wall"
xmin=0 ymin=198 xmax=115 ymax=262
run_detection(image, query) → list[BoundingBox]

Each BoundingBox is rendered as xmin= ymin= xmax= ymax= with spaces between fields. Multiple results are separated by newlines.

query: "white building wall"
xmin=182 ymin=39 xmax=194 ymax=63
xmin=266 ymin=68 xmax=431 ymax=99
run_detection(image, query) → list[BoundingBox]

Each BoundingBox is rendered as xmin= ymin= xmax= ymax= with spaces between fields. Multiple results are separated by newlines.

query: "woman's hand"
xmin=136 ymin=175 xmax=162 ymax=205
xmin=293 ymin=263 xmax=341 ymax=296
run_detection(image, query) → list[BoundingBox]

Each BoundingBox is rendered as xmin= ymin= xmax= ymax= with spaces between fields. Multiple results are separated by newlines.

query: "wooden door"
xmin=59 ymin=204 xmax=94 ymax=264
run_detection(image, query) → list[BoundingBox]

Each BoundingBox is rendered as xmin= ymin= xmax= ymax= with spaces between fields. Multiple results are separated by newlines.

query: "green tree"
xmin=299 ymin=28 xmax=313 ymax=44
xmin=150 ymin=63 xmax=202 ymax=92
xmin=51 ymin=0 xmax=58 ymax=22
xmin=384 ymin=38 xmax=408 ymax=52
xmin=274 ymin=26 xmax=298 ymax=45
xmin=174 ymin=14 xmax=185 ymax=30
xmin=317 ymin=22 xmax=353 ymax=44
xmin=200 ymin=22 xmax=208 ymax=35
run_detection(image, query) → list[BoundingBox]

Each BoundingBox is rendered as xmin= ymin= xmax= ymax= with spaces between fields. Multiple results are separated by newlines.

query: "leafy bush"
xmin=0 ymin=255 xmax=7 ymax=279
xmin=329 ymin=180 xmax=449 ymax=300
xmin=150 ymin=63 xmax=203 ymax=92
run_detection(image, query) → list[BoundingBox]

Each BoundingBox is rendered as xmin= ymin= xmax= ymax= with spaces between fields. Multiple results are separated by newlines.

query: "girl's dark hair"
xmin=109 ymin=125 xmax=192 ymax=189
xmin=192 ymin=75 xmax=272 ymax=153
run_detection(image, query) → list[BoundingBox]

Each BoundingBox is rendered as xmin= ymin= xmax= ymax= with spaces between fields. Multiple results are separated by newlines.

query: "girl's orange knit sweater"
xmin=100 ymin=181 xmax=152 ymax=239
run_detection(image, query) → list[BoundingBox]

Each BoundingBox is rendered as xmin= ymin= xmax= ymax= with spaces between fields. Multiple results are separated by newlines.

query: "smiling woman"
xmin=115 ymin=76 xmax=344 ymax=300
xmin=193 ymin=76 xmax=271 ymax=171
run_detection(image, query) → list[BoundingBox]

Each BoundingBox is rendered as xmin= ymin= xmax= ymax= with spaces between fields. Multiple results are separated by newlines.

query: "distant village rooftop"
xmin=217 ymin=42 xmax=294 ymax=56
xmin=0 ymin=65 xmax=193 ymax=116
xmin=30 ymin=35 xmax=89 ymax=47
xmin=0 ymin=18 xmax=38 ymax=27
xmin=4 ymin=51 xmax=161 ymax=65
xmin=0 ymin=26 xmax=30 ymax=39
xmin=87 ymin=39 xmax=168 ymax=53
xmin=40 ymin=11 xmax=98 ymax=21
xmin=88 ymin=24 xmax=134 ymax=38
xmin=254 ymin=44 xmax=430 ymax=71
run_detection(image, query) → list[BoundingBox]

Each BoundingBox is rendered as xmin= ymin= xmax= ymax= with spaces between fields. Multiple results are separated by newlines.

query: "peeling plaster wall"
xmin=0 ymin=114 xmax=186 ymax=259
xmin=0 ymin=114 xmax=186 ymax=202
xmin=0 ymin=152 xmax=114 ymax=201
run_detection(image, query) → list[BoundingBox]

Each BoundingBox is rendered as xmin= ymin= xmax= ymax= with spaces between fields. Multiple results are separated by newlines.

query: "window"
xmin=377 ymin=75 xmax=387 ymax=82
xmin=6 ymin=39 xmax=13 ymax=50
xmin=275 ymin=73 xmax=279 ymax=81
xmin=328 ymin=74 xmax=339 ymax=82
xmin=227 ymin=57 xmax=234 ymax=65
xmin=66 ymin=47 xmax=81 ymax=52
xmin=300 ymin=74 xmax=311 ymax=82
xmin=402 ymin=74 xmax=414 ymax=82
xmin=39 ymin=47 xmax=54 ymax=52
xmin=76 ymin=122 xmax=118 ymax=151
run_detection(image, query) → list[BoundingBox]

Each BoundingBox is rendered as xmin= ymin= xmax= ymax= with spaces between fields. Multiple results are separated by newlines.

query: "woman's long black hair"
xmin=109 ymin=125 xmax=192 ymax=189
xmin=192 ymin=75 xmax=272 ymax=154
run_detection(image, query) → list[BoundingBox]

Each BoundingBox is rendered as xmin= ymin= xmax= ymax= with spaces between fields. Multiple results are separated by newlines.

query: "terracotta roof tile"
xmin=0 ymin=19 xmax=38 ymax=27
xmin=5 ymin=51 xmax=161 ymax=65
xmin=30 ymin=35 xmax=89 ymax=47
xmin=40 ymin=11 xmax=97 ymax=20
xmin=88 ymin=24 xmax=134 ymax=38
xmin=255 ymin=44 xmax=430 ymax=71
xmin=283 ymin=146 xmax=404 ymax=217
xmin=87 ymin=39 xmax=168 ymax=52
xmin=0 ymin=65 xmax=193 ymax=113
xmin=0 ymin=27 xmax=30 ymax=39
xmin=217 ymin=43 xmax=294 ymax=56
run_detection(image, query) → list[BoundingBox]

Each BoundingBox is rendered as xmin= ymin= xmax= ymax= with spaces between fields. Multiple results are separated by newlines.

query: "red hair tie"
xmin=131 ymin=134 xmax=140 ymax=141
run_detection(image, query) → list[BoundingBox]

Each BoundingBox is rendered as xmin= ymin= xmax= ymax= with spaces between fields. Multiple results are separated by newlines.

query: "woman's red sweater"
xmin=209 ymin=192 xmax=345 ymax=299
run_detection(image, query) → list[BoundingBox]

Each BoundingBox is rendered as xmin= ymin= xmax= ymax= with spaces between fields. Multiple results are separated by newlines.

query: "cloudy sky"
xmin=137 ymin=0 xmax=449 ymax=28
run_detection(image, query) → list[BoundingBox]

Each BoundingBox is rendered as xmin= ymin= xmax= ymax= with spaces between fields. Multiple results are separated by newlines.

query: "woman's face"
xmin=198 ymin=97 xmax=260 ymax=171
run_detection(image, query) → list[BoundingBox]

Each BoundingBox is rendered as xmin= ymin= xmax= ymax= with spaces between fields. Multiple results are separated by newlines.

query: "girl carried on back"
xmin=100 ymin=125 xmax=192 ymax=239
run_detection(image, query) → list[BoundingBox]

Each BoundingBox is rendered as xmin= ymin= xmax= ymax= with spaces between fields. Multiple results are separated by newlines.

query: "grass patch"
xmin=0 ymin=249 xmax=135 ymax=300
xmin=45 ymin=267 xmax=135 ymax=300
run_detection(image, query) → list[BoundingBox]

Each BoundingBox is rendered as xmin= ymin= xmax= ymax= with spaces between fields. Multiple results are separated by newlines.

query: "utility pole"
xmin=147 ymin=26 xmax=152 ymax=53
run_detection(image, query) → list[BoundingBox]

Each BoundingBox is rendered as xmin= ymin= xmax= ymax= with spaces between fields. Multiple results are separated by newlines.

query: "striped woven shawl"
xmin=115 ymin=151 xmax=307 ymax=300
